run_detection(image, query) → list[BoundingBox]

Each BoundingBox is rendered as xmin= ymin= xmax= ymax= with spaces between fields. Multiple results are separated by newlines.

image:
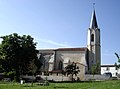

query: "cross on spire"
xmin=93 ymin=3 xmax=95 ymax=9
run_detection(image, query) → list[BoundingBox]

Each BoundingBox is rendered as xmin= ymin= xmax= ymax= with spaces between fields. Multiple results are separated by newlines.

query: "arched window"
xmin=91 ymin=34 xmax=94 ymax=42
xmin=58 ymin=61 xmax=63 ymax=70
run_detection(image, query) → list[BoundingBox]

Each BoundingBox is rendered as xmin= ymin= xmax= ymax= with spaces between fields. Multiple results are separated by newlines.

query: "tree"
xmin=65 ymin=62 xmax=80 ymax=81
xmin=91 ymin=63 xmax=100 ymax=89
xmin=115 ymin=53 xmax=120 ymax=75
xmin=91 ymin=63 xmax=100 ymax=76
xmin=0 ymin=33 xmax=39 ymax=81
xmin=115 ymin=53 xmax=120 ymax=69
xmin=28 ymin=59 xmax=37 ymax=86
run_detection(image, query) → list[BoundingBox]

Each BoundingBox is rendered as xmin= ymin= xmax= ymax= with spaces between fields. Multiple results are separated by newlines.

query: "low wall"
xmin=22 ymin=74 xmax=111 ymax=82
xmin=41 ymin=75 xmax=70 ymax=81
xmin=85 ymin=74 xmax=110 ymax=81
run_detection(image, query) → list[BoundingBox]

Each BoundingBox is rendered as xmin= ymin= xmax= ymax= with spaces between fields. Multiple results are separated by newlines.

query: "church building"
xmin=38 ymin=9 xmax=101 ymax=81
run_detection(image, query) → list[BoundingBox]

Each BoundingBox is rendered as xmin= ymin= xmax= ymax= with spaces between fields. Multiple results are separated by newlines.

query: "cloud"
xmin=46 ymin=40 xmax=69 ymax=47
xmin=34 ymin=37 xmax=71 ymax=48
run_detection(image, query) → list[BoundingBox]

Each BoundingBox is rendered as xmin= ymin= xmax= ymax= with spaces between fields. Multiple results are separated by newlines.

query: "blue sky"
xmin=0 ymin=0 xmax=120 ymax=65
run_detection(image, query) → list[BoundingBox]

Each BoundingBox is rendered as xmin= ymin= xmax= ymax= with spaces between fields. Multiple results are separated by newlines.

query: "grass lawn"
xmin=0 ymin=80 xmax=120 ymax=89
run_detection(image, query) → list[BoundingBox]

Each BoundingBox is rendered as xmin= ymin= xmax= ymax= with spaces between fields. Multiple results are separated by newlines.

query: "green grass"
xmin=0 ymin=80 xmax=120 ymax=89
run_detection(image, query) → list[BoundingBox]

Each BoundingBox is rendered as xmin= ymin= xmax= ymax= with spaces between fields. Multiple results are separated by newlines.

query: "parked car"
xmin=103 ymin=72 xmax=112 ymax=78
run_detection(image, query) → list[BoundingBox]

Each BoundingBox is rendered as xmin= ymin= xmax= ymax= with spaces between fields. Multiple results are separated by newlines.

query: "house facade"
xmin=101 ymin=65 xmax=120 ymax=77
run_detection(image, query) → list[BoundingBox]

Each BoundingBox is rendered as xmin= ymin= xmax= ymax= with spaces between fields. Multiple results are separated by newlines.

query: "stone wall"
xmin=55 ymin=50 xmax=87 ymax=80
xmin=85 ymin=74 xmax=110 ymax=81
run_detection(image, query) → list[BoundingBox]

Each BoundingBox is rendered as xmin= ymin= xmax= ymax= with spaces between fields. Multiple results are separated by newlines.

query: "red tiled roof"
xmin=56 ymin=47 xmax=87 ymax=51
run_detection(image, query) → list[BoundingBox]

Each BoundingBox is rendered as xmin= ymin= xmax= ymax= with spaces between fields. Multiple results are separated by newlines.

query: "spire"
xmin=90 ymin=9 xmax=98 ymax=29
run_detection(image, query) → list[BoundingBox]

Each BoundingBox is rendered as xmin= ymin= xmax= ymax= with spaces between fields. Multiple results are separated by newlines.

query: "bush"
xmin=4 ymin=71 xmax=16 ymax=81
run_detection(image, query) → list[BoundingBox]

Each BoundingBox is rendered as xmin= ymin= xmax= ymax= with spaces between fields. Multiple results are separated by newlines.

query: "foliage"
xmin=0 ymin=33 xmax=39 ymax=81
xmin=28 ymin=59 xmax=38 ymax=75
xmin=27 ymin=59 xmax=38 ymax=86
xmin=115 ymin=52 xmax=120 ymax=69
xmin=90 ymin=63 xmax=100 ymax=89
xmin=91 ymin=63 xmax=100 ymax=75
xmin=4 ymin=71 xmax=16 ymax=80
xmin=65 ymin=62 xmax=80 ymax=81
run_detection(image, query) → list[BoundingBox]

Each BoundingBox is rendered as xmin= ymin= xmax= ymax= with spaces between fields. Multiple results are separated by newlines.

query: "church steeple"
xmin=90 ymin=10 xmax=98 ymax=29
xmin=87 ymin=8 xmax=101 ymax=74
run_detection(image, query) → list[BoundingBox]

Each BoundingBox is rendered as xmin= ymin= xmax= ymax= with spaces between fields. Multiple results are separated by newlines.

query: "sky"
xmin=0 ymin=0 xmax=120 ymax=65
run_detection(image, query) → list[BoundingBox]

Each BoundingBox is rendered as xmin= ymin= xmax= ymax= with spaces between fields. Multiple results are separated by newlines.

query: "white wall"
xmin=101 ymin=66 xmax=120 ymax=77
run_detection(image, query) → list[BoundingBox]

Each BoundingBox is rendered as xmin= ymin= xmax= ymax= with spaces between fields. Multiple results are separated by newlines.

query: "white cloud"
xmin=34 ymin=37 xmax=71 ymax=48
xmin=46 ymin=40 xmax=69 ymax=47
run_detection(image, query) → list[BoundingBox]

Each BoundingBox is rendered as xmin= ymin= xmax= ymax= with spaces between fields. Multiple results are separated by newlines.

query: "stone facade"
xmin=38 ymin=10 xmax=101 ymax=81
xmin=38 ymin=48 xmax=88 ymax=80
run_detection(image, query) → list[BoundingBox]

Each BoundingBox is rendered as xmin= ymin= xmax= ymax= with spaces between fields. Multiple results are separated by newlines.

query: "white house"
xmin=101 ymin=65 xmax=120 ymax=77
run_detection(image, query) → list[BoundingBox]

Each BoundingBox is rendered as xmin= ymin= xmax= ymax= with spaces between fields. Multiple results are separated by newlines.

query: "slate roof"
xmin=90 ymin=10 xmax=98 ymax=29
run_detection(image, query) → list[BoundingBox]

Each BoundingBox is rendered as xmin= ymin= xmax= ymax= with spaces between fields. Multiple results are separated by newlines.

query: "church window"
xmin=58 ymin=61 xmax=63 ymax=70
xmin=91 ymin=34 xmax=94 ymax=42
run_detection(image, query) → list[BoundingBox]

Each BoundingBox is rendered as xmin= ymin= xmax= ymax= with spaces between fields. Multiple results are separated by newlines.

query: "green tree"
xmin=65 ymin=62 xmax=80 ymax=81
xmin=115 ymin=52 xmax=120 ymax=75
xmin=90 ymin=63 xmax=100 ymax=89
xmin=115 ymin=53 xmax=120 ymax=69
xmin=27 ymin=59 xmax=37 ymax=86
xmin=0 ymin=33 xmax=39 ymax=81
xmin=91 ymin=63 xmax=100 ymax=76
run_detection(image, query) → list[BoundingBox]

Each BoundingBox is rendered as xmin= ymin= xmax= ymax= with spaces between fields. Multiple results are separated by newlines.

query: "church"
xmin=37 ymin=9 xmax=101 ymax=81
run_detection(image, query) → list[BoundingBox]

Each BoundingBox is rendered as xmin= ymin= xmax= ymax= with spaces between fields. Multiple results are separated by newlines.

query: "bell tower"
xmin=87 ymin=9 xmax=101 ymax=74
